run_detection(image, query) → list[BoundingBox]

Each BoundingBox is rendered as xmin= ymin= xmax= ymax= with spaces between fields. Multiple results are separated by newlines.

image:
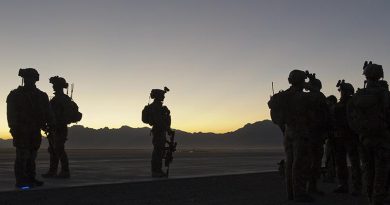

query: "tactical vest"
xmin=348 ymin=87 xmax=389 ymax=135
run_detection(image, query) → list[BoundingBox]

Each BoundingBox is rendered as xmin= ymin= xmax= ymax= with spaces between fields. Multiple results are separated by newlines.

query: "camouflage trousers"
xmin=308 ymin=141 xmax=324 ymax=189
xmin=333 ymin=136 xmax=362 ymax=191
xmin=324 ymin=139 xmax=336 ymax=182
xmin=284 ymin=127 xmax=312 ymax=199
xmin=47 ymin=126 xmax=69 ymax=173
xmin=360 ymin=142 xmax=390 ymax=205
xmin=151 ymin=130 xmax=167 ymax=172
xmin=14 ymin=147 xmax=38 ymax=185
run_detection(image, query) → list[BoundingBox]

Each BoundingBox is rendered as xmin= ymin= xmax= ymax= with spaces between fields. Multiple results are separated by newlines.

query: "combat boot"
xmin=308 ymin=181 xmax=325 ymax=196
xmin=152 ymin=170 xmax=167 ymax=178
xmin=351 ymin=187 xmax=362 ymax=196
xmin=31 ymin=178 xmax=44 ymax=187
xmin=57 ymin=171 xmax=70 ymax=179
xmin=42 ymin=171 xmax=57 ymax=178
xmin=333 ymin=185 xmax=349 ymax=193
xmin=293 ymin=194 xmax=315 ymax=203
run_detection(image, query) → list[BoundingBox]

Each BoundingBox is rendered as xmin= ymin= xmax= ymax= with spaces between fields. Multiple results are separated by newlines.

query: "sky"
xmin=0 ymin=0 xmax=389 ymax=139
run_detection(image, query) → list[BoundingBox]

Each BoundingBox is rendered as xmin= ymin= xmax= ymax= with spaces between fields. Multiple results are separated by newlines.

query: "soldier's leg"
xmin=372 ymin=147 xmax=390 ymax=205
xmin=308 ymin=143 xmax=325 ymax=194
xmin=42 ymin=138 xmax=59 ymax=178
xmin=14 ymin=148 xmax=30 ymax=186
xmin=56 ymin=141 xmax=70 ymax=178
xmin=292 ymin=138 xmax=313 ymax=201
xmin=334 ymin=138 xmax=349 ymax=192
xmin=151 ymin=131 xmax=166 ymax=176
xmin=284 ymin=137 xmax=294 ymax=200
xmin=346 ymin=139 xmax=362 ymax=195
xmin=361 ymin=145 xmax=375 ymax=203
xmin=26 ymin=149 xmax=37 ymax=181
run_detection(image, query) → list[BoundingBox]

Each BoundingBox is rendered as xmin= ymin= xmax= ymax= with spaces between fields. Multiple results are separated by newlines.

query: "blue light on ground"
xmin=20 ymin=186 xmax=31 ymax=190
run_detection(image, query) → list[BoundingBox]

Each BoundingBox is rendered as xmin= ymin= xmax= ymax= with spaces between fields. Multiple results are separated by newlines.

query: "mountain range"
xmin=0 ymin=120 xmax=283 ymax=149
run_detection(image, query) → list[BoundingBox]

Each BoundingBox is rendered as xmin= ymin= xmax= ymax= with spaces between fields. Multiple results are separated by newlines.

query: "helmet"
xmin=337 ymin=80 xmax=355 ymax=94
xmin=309 ymin=78 xmax=322 ymax=91
xmin=150 ymin=87 xmax=170 ymax=99
xmin=288 ymin=70 xmax=307 ymax=85
xmin=363 ymin=61 xmax=383 ymax=80
xmin=49 ymin=76 xmax=69 ymax=88
xmin=18 ymin=68 xmax=39 ymax=81
xmin=326 ymin=95 xmax=337 ymax=105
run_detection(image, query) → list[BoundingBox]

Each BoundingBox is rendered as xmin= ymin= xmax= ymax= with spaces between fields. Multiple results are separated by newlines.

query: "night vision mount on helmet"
xmin=363 ymin=61 xmax=384 ymax=80
xmin=336 ymin=80 xmax=355 ymax=94
xmin=305 ymin=70 xmax=322 ymax=91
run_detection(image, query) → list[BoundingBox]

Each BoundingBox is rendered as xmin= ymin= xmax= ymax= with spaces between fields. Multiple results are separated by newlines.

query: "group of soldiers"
xmin=6 ymin=68 xmax=81 ymax=188
xmin=5 ymin=68 xmax=174 ymax=189
xmin=268 ymin=61 xmax=390 ymax=205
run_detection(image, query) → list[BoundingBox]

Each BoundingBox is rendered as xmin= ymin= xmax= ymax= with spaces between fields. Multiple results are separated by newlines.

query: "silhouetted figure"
xmin=268 ymin=70 xmax=314 ymax=203
xmin=332 ymin=80 xmax=362 ymax=195
xmin=348 ymin=61 xmax=390 ymax=205
xmin=42 ymin=76 xmax=82 ymax=179
xmin=142 ymin=87 xmax=174 ymax=178
xmin=6 ymin=68 xmax=55 ymax=189
xmin=334 ymin=80 xmax=362 ymax=195
xmin=323 ymin=95 xmax=337 ymax=183
xmin=304 ymin=72 xmax=330 ymax=196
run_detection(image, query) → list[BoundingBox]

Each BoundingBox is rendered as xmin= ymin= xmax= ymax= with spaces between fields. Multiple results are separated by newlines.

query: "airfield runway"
xmin=0 ymin=149 xmax=372 ymax=204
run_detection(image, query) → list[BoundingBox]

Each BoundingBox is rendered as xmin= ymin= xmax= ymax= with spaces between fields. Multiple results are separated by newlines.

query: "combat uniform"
xmin=306 ymin=88 xmax=330 ymax=194
xmin=7 ymin=79 xmax=54 ymax=187
xmin=333 ymin=95 xmax=362 ymax=194
xmin=45 ymin=93 xmax=72 ymax=178
xmin=348 ymin=62 xmax=390 ymax=205
xmin=144 ymin=88 xmax=173 ymax=177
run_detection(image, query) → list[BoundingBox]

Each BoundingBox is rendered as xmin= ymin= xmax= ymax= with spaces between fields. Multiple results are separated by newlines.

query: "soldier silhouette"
xmin=304 ymin=72 xmax=330 ymax=196
xmin=42 ymin=76 xmax=81 ymax=179
xmin=333 ymin=80 xmax=362 ymax=195
xmin=6 ymin=68 xmax=55 ymax=189
xmin=348 ymin=61 xmax=390 ymax=204
xmin=268 ymin=70 xmax=315 ymax=202
xmin=142 ymin=87 xmax=174 ymax=177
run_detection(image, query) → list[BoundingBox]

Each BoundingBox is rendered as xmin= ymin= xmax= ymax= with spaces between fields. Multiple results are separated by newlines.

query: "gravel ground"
xmin=0 ymin=172 xmax=370 ymax=205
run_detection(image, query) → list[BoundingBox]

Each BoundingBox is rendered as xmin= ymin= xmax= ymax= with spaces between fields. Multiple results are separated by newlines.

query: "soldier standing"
xmin=42 ymin=76 xmax=79 ymax=179
xmin=333 ymin=80 xmax=362 ymax=195
xmin=142 ymin=87 xmax=174 ymax=177
xmin=6 ymin=68 xmax=55 ymax=188
xmin=305 ymin=73 xmax=330 ymax=195
xmin=323 ymin=95 xmax=337 ymax=183
xmin=268 ymin=70 xmax=314 ymax=202
xmin=348 ymin=61 xmax=390 ymax=205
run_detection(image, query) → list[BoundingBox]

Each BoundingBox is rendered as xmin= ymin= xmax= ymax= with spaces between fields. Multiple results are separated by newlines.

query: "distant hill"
xmin=0 ymin=120 xmax=284 ymax=149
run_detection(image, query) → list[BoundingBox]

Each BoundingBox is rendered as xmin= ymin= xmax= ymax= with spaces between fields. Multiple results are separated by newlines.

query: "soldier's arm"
xmin=43 ymin=93 xmax=56 ymax=129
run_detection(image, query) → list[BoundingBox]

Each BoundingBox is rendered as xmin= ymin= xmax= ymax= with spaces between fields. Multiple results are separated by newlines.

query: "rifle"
xmin=164 ymin=130 xmax=177 ymax=177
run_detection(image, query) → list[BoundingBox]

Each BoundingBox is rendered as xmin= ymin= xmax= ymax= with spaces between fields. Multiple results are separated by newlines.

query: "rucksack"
xmin=268 ymin=90 xmax=292 ymax=126
xmin=142 ymin=104 xmax=153 ymax=126
xmin=63 ymin=99 xmax=82 ymax=124
xmin=348 ymin=87 xmax=389 ymax=135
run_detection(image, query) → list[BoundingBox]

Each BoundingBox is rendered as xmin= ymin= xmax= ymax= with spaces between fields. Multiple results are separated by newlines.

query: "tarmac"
xmin=0 ymin=149 xmax=375 ymax=204
xmin=0 ymin=172 xmax=370 ymax=205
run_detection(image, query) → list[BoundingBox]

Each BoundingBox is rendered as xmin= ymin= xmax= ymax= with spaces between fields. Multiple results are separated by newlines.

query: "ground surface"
xmin=0 ymin=149 xmax=372 ymax=204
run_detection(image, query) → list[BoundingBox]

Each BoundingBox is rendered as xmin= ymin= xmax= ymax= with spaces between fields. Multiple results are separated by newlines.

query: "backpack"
xmin=347 ymin=87 xmax=389 ymax=135
xmin=142 ymin=104 xmax=153 ymax=126
xmin=268 ymin=90 xmax=292 ymax=126
xmin=63 ymin=99 xmax=82 ymax=124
